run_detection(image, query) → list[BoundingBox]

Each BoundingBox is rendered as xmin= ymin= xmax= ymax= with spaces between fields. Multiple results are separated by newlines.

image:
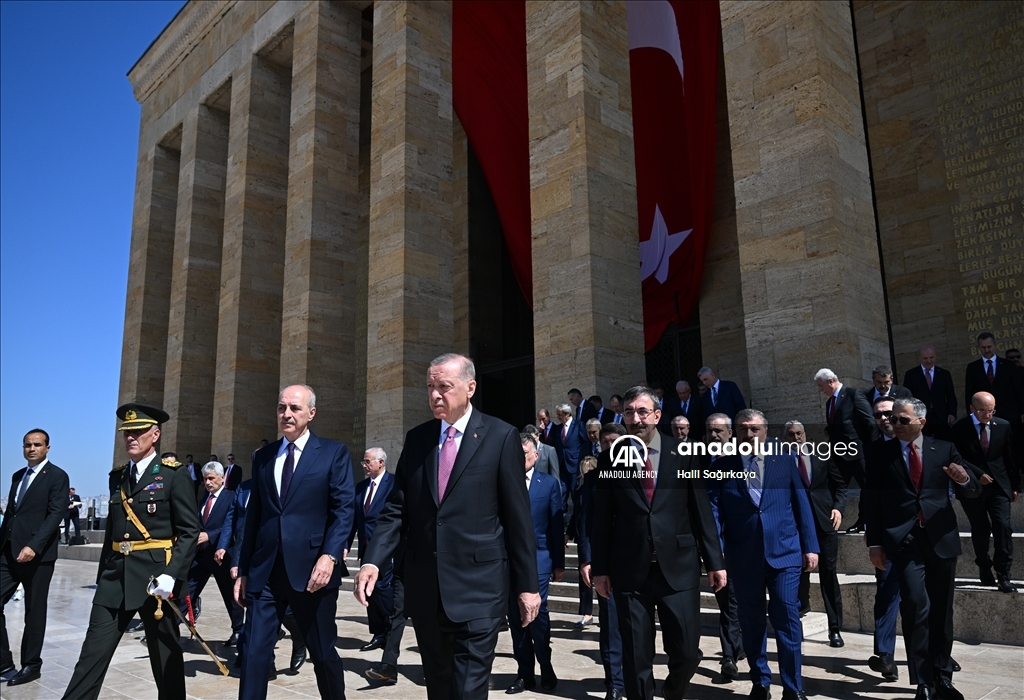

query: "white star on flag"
xmin=639 ymin=204 xmax=691 ymax=284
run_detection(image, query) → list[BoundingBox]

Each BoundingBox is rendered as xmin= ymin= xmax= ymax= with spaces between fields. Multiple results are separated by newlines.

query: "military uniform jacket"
xmin=95 ymin=457 xmax=200 ymax=610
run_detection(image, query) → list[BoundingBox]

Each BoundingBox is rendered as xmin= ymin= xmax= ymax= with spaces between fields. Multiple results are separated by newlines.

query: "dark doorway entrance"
xmin=644 ymin=316 xmax=704 ymax=395
xmin=467 ymin=145 xmax=535 ymax=429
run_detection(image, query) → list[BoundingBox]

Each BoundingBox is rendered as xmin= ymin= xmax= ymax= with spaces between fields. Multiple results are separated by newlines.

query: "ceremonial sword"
xmin=148 ymin=578 xmax=230 ymax=676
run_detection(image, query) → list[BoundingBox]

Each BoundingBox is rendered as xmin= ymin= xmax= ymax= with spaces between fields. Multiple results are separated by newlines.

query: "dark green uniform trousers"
xmin=61 ymin=595 xmax=184 ymax=700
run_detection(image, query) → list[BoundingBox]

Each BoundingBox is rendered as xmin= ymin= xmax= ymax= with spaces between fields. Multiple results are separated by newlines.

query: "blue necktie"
xmin=15 ymin=467 xmax=36 ymax=509
xmin=748 ymin=457 xmax=762 ymax=506
xmin=712 ymin=387 xmax=718 ymax=406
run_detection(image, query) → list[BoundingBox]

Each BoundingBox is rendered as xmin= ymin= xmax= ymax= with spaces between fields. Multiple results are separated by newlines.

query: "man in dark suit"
xmin=353 ymin=353 xmax=539 ymax=700
xmin=569 ymin=388 xmax=599 ymax=423
xmin=904 ymin=345 xmax=958 ymax=440
xmin=608 ymin=394 xmax=625 ymax=425
xmin=524 ymin=425 xmax=559 ymax=485
xmin=1 ymin=429 xmax=69 ymax=686
xmin=536 ymin=409 xmax=555 ymax=444
xmin=866 ymin=366 xmax=914 ymax=403
xmin=551 ymin=402 xmax=590 ymax=510
xmin=589 ymin=395 xmax=615 ymax=425
xmin=669 ymin=416 xmax=691 ymax=441
xmin=63 ymin=404 xmax=200 ymax=700
xmin=223 ymin=479 xmax=306 ymax=675
xmin=864 ymin=396 xmax=902 ymax=681
xmin=183 ymin=455 xmax=204 ymax=504
xmin=951 ymin=392 xmax=1018 ymax=591
xmin=965 ymin=332 xmax=1024 ymax=475
xmin=506 ymin=435 xmax=564 ymax=693
xmin=698 ymin=366 xmax=746 ymax=421
xmin=592 ymin=386 xmax=726 ymax=700
xmin=577 ymin=423 xmax=627 ymax=700
xmin=234 ymin=385 xmax=354 ymax=700
xmin=816 ymin=368 xmax=875 ymax=533
xmin=223 ymin=454 xmax=244 ymax=492
xmin=865 ymin=397 xmax=981 ymax=700
xmin=702 ymin=413 xmax=746 ymax=681
xmin=710 ymin=410 xmax=818 ymax=700
xmin=660 ymin=381 xmax=702 ymax=436
xmin=347 ymin=448 xmax=395 ymax=652
xmin=181 ymin=461 xmax=243 ymax=645
xmin=65 ymin=487 xmax=83 ymax=544
xmin=784 ymin=421 xmax=847 ymax=648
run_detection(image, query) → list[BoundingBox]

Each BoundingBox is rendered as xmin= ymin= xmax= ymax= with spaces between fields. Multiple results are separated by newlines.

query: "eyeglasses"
xmin=622 ymin=408 xmax=656 ymax=419
xmin=360 ymin=459 xmax=377 ymax=465
xmin=888 ymin=415 xmax=919 ymax=425
xmin=873 ymin=411 xmax=892 ymax=419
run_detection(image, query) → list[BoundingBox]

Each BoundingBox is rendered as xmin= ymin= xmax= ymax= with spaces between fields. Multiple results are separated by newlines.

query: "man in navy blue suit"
xmin=710 ymin=409 xmax=818 ymax=700
xmin=181 ymin=461 xmax=243 ymax=645
xmin=698 ymin=367 xmax=746 ymax=421
xmin=506 ymin=434 xmax=564 ymax=694
xmin=551 ymin=402 xmax=589 ymax=509
xmin=347 ymin=448 xmax=395 ymax=653
xmin=234 ymin=385 xmax=354 ymax=700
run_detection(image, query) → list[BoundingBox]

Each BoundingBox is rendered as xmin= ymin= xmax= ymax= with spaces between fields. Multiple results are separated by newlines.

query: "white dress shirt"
xmin=983 ymin=356 xmax=997 ymax=378
xmin=16 ymin=458 xmax=49 ymax=505
xmin=439 ymin=404 xmax=474 ymax=454
xmin=202 ymin=485 xmax=226 ymax=515
xmin=274 ymin=429 xmax=312 ymax=495
xmin=131 ymin=453 xmax=158 ymax=484
xmin=525 ymin=467 xmax=535 ymax=491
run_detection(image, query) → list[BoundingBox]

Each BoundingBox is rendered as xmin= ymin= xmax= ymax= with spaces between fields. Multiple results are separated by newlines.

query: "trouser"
xmin=614 ymin=561 xmax=701 ymax=700
xmin=714 ymin=579 xmax=744 ymax=660
xmin=733 ymin=563 xmax=804 ymax=693
xmin=835 ymin=456 xmax=867 ymax=524
xmin=182 ymin=551 xmax=244 ymax=632
xmin=239 ymin=561 xmax=345 ymax=700
xmin=367 ymin=564 xmax=395 ymax=637
xmin=62 ymin=595 xmax=184 ymax=700
xmin=413 ymin=600 xmax=501 ymax=700
xmin=380 ymin=573 xmax=407 ymax=668
xmin=961 ymin=485 xmax=1014 ymax=579
xmin=508 ymin=577 xmax=552 ymax=679
xmin=891 ymin=530 xmax=956 ymax=686
xmin=64 ymin=513 xmax=81 ymax=540
xmin=798 ymin=522 xmax=842 ymax=632
xmin=597 ymin=584 xmax=624 ymax=691
xmin=1 ymin=545 xmax=55 ymax=671
xmin=873 ymin=558 xmax=900 ymax=656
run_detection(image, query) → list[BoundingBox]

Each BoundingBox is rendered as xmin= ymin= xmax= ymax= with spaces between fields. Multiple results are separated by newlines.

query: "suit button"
xmin=437 ymin=518 xmax=443 ymax=526
xmin=433 ymin=551 xmax=437 ymax=557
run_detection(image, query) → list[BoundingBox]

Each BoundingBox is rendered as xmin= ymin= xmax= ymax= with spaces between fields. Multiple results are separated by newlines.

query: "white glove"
xmin=147 ymin=574 xmax=176 ymax=600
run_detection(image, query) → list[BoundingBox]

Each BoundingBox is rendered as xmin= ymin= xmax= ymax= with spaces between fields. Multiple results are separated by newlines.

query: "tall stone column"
xmin=719 ymin=1 xmax=890 ymax=423
xmin=162 ymin=104 xmax=229 ymax=457
xmin=526 ymin=0 xmax=645 ymax=415
xmin=365 ymin=0 xmax=454 ymax=459
xmin=212 ymin=51 xmax=292 ymax=460
xmin=280 ymin=1 xmax=363 ymax=447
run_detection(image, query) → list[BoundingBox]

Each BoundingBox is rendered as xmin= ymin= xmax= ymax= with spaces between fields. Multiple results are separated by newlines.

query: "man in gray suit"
xmin=525 ymin=425 xmax=560 ymax=486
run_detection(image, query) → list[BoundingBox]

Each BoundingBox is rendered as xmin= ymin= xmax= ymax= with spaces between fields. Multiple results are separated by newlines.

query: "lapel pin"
xmin=473 ymin=433 xmax=478 ymax=439
xmin=154 ymin=476 xmax=163 ymax=481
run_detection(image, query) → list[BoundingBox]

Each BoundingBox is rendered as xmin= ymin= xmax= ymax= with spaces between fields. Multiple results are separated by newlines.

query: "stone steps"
xmin=842 ymin=491 xmax=1024 ymax=532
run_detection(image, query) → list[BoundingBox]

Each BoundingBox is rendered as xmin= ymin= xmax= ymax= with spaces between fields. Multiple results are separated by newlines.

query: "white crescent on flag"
xmin=627 ymin=0 xmax=684 ymax=85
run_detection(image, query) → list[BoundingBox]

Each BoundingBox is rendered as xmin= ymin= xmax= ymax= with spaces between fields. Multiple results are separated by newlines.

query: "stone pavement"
xmin=3 ymin=560 xmax=1022 ymax=700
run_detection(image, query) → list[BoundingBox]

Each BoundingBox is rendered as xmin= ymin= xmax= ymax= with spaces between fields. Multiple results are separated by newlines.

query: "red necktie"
xmin=986 ymin=360 xmax=994 ymax=386
xmin=562 ymin=424 xmax=568 ymax=444
xmin=202 ymin=494 xmax=214 ymax=524
xmin=979 ymin=423 xmax=989 ymax=454
xmin=438 ymin=427 xmax=458 ymax=502
xmin=798 ymin=455 xmax=811 ymax=487
xmin=908 ymin=442 xmax=924 ymax=522
xmin=642 ymin=457 xmax=655 ymax=504
xmin=364 ymin=479 xmax=375 ymax=514
xmin=925 ymin=369 xmax=933 ymax=389
xmin=827 ymin=397 xmax=836 ymax=424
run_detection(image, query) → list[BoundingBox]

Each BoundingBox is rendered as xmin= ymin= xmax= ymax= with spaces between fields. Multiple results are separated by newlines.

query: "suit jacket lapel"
xmin=266 ymin=439 xmax=284 ymax=510
xmin=443 ymin=411 xmax=486 ymax=503
xmin=889 ymin=441 xmax=915 ymax=492
xmin=425 ymin=421 xmax=442 ymax=507
xmin=284 ymin=433 xmax=320 ymax=508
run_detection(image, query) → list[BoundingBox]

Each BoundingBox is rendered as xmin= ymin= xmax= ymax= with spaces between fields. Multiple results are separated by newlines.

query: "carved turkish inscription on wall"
xmin=928 ymin=1 xmax=1024 ymax=352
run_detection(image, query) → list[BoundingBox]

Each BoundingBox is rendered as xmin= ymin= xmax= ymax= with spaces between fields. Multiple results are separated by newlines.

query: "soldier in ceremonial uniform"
xmin=62 ymin=404 xmax=200 ymax=700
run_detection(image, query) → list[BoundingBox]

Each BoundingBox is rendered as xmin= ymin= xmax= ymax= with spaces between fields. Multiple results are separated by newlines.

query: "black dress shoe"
xmin=914 ymin=684 xmax=934 ymax=700
xmin=232 ymin=654 xmax=243 ymax=669
xmin=828 ymin=631 xmax=845 ymax=647
xmin=950 ymin=658 xmax=961 ymax=672
xmin=798 ymin=605 xmax=810 ymax=618
xmin=722 ymin=656 xmax=738 ymax=679
xmin=979 ymin=568 xmax=997 ymax=586
xmin=290 ymin=645 xmax=307 ymax=672
xmin=0 ymin=664 xmax=16 ymax=681
xmin=997 ymin=578 xmax=1017 ymax=593
xmin=781 ymin=692 xmax=807 ymax=700
xmin=366 ymin=663 xmax=398 ymax=685
xmin=605 ymin=689 xmax=624 ymax=700
xmin=933 ymin=678 xmax=964 ymax=700
xmin=540 ymin=665 xmax=557 ymax=690
xmin=360 ymin=634 xmax=387 ymax=652
xmin=7 ymin=667 xmax=41 ymax=686
xmin=268 ymin=667 xmax=278 ymax=681
xmin=749 ymin=684 xmax=771 ymax=699
xmin=278 ymin=626 xmax=287 ymax=641
xmin=868 ymin=653 xmax=898 ymax=680
xmin=506 ymin=677 xmax=536 ymax=694
xmin=224 ymin=631 xmax=241 ymax=648
xmin=846 ymin=523 xmax=864 ymax=534
xmin=126 ymin=620 xmax=145 ymax=633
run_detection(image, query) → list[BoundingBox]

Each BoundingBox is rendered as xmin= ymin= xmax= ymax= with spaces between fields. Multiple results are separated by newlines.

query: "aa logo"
xmin=609 ymin=434 xmax=649 ymax=469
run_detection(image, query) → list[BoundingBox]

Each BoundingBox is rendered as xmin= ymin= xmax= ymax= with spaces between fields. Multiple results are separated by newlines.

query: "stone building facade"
xmin=118 ymin=0 xmax=1023 ymax=470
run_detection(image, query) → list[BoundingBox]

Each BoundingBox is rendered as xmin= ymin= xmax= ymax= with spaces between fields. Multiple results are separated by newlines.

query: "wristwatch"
xmin=326 ymin=554 xmax=338 ymax=564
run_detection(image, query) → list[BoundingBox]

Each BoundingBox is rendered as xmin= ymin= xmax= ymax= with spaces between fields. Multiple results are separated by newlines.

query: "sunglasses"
xmin=873 ymin=411 xmax=892 ymax=419
xmin=888 ymin=415 xmax=918 ymax=425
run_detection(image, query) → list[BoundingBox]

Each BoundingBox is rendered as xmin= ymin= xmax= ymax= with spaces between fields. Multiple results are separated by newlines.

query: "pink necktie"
xmin=925 ymin=369 xmax=932 ymax=389
xmin=438 ymin=426 xmax=458 ymax=502
xmin=642 ymin=458 xmax=655 ymax=504
xmin=364 ymin=479 xmax=375 ymax=513
xmin=798 ymin=455 xmax=811 ymax=487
